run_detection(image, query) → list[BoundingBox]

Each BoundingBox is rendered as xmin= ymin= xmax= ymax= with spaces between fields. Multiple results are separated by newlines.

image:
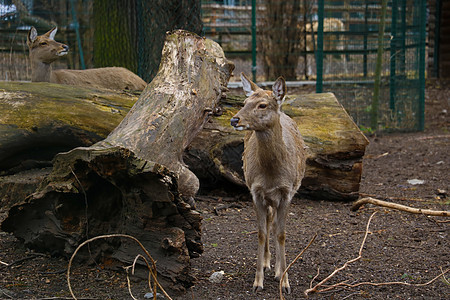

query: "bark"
xmin=1 ymin=30 xmax=234 ymax=294
xmin=185 ymin=92 xmax=369 ymax=201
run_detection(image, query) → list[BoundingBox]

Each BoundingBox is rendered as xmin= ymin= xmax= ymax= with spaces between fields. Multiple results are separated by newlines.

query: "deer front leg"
xmin=274 ymin=198 xmax=291 ymax=294
xmin=252 ymin=195 xmax=269 ymax=293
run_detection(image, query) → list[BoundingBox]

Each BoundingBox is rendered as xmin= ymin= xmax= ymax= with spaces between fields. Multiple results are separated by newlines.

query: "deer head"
xmin=27 ymin=27 xmax=69 ymax=64
xmin=231 ymin=73 xmax=286 ymax=131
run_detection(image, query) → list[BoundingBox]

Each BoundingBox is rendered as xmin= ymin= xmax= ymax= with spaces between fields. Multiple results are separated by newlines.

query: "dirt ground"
xmin=1 ymin=80 xmax=449 ymax=299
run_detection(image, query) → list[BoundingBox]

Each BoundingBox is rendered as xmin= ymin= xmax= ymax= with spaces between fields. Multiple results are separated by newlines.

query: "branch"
xmin=320 ymin=268 xmax=449 ymax=292
xmin=304 ymin=212 xmax=377 ymax=296
xmin=67 ymin=234 xmax=172 ymax=300
xmin=279 ymin=233 xmax=317 ymax=300
xmin=352 ymin=197 xmax=450 ymax=217
xmin=304 ymin=212 xmax=449 ymax=296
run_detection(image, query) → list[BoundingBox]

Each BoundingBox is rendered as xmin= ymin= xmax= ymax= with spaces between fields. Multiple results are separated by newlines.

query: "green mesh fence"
xmin=0 ymin=0 xmax=202 ymax=83
xmin=1 ymin=0 xmax=426 ymax=131
xmin=201 ymin=0 xmax=426 ymax=132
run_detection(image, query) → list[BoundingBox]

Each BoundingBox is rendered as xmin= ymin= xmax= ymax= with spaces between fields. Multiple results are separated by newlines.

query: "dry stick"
xmin=440 ymin=267 xmax=449 ymax=285
xmin=67 ymin=234 xmax=172 ymax=300
xmin=358 ymin=192 xmax=426 ymax=202
xmin=352 ymin=197 xmax=450 ymax=217
xmin=279 ymin=233 xmax=317 ymax=300
xmin=129 ymin=254 xmax=158 ymax=299
xmin=318 ymin=268 xmax=449 ymax=292
xmin=304 ymin=212 xmax=377 ymax=296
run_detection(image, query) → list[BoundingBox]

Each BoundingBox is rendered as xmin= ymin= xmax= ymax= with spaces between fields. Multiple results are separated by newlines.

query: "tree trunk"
xmin=1 ymin=30 xmax=234 ymax=295
xmin=93 ymin=0 xmax=139 ymax=72
xmin=136 ymin=0 xmax=203 ymax=82
xmin=258 ymin=0 xmax=303 ymax=80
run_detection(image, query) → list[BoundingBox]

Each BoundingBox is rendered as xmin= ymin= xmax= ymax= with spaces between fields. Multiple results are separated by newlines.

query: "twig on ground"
xmin=304 ymin=212 xmax=449 ymax=296
xmin=414 ymin=134 xmax=450 ymax=141
xmin=325 ymin=268 xmax=449 ymax=291
xmin=358 ymin=193 xmax=426 ymax=202
xmin=67 ymin=234 xmax=172 ymax=300
xmin=304 ymin=212 xmax=377 ymax=296
xmin=279 ymin=233 xmax=317 ymax=300
xmin=352 ymin=197 xmax=450 ymax=217
xmin=0 ymin=253 xmax=46 ymax=270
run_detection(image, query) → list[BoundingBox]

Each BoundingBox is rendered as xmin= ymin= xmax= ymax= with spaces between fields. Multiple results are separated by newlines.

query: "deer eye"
xmin=258 ymin=103 xmax=267 ymax=109
xmin=40 ymin=42 xmax=48 ymax=46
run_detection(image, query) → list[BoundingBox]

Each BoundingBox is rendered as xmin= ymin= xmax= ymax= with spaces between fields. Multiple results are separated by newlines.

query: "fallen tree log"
xmin=0 ymin=88 xmax=368 ymax=206
xmin=185 ymin=92 xmax=370 ymax=200
xmin=0 ymin=81 xmax=137 ymax=208
xmin=1 ymin=30 xmax=234 ymax=294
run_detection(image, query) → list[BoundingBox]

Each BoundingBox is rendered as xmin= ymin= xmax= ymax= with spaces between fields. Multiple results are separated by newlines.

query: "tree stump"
xmin=1 ymin=30 xmax=234 ymax=294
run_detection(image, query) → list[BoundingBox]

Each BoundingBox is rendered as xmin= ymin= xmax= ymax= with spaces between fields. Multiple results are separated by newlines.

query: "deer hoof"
xmin=282 ymin=285 xmax=291 ymax=294
xmin=253 ymin=285 xmax=263 ymax=293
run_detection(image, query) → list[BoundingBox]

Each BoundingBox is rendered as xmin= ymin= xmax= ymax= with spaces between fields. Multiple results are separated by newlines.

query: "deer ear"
xmin=45 ymin=27 xmax=58 ymax=40
xmin=28 ymin=27 xmax=38 ymax=45
xmin=241 ymin=72 xmax=259 ymax=97
xmin=272 ymin=76 xmax=286 ymax=104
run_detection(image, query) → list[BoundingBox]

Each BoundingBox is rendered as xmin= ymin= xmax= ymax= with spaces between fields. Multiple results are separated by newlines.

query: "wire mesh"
xmin=0 ymin=0 xmax=426 ymax=131
xmin=0 ymin=0 xmax=202 ymax=83
xmin=201 ymin=0 xmax=426 ymax=131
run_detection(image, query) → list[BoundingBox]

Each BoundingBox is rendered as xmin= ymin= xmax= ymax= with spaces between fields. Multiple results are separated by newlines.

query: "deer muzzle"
xmin=230 ymin=117 xmax=247 ymax=131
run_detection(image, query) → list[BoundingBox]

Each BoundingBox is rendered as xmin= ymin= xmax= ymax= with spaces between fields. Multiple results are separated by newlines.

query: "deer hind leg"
xmin=273 ymin=195 xmax=291 ymax=294
xmin=252 ymin=193 xmax=270 ymax=292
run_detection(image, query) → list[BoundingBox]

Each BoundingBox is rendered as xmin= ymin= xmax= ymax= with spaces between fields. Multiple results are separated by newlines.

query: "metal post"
xmin=390 ymin=0 xmax=398 ymax=111
xmin=70 ymin=0 xmax=85 ymax=70
xmin=363 ymin=0 xmax=368 ymax=78
xmin=418 ymin=0 xmax=426 ymax=130
xmin=434 ymin=0 xmax=441 ymax=77
xmin=251 ymin=0 xmax=257 ymax=82
xmin=316 ymin=0 xmax=324 ymax=93
xmin=371 ymin=0 xmax=388 ymax=131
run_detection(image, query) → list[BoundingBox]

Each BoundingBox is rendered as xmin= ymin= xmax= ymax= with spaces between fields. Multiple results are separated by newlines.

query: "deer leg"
xmin=264 ymin=207 xmax=273 ymax=271
xmin=252 ymin=194 xmax=268 ymax=293
xmin=274 ymin=198 xmax=291 ymax=294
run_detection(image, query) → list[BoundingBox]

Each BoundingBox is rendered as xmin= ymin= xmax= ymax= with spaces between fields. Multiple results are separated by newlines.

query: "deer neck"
xmin=253 ymin=120 xmax=286 ymax=166
xmin=31 ymin=59 xmax=52 ymax=82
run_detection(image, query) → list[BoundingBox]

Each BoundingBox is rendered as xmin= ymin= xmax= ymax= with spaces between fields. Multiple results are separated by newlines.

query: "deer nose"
xmin=230 ymin=117 xmax=240 ymax=127
xmin=62 ymin=44 xmax=69 ymax=51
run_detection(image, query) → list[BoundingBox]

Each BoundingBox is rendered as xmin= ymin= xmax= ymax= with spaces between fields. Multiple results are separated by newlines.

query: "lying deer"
xmin=27 ymin=27 xmax=147 ymax=91
xmin=230 ymin=73 xmax=307 ymax=294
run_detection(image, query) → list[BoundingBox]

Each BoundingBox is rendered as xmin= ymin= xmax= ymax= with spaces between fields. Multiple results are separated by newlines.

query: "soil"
xmin=1 ymin=80 xmax=449 ymax=299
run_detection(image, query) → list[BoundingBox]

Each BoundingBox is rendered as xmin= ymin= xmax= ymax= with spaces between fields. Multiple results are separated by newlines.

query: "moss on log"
xmin=0 ymin=81 xmax=136 ymax=174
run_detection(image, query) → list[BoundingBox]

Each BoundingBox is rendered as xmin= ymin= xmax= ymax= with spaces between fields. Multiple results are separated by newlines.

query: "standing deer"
xmin=230 ymin=73 xmax=307 ymax=294
xmin=27 ymin=27 xmax=147 ymax=91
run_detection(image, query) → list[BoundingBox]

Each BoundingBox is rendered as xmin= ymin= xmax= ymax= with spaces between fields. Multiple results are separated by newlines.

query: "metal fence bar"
xmin=316 ymin=0 xmax=324 ymax=93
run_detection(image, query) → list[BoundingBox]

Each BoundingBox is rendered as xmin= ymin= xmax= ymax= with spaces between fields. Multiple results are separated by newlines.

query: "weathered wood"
xmin=0 ymin=81 xmax=137 ymax=175
xmin=1 ymin=30 xmax=234 ymax=294
xmin=185 ymin=92 xmax=369 ymax=200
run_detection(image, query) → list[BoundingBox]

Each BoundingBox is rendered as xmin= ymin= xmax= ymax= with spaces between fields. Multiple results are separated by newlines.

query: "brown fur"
xmin=27 ymin=27 xmax=147 ymax=91
xmin=230 ymin=73 xmax=307 ymax=294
